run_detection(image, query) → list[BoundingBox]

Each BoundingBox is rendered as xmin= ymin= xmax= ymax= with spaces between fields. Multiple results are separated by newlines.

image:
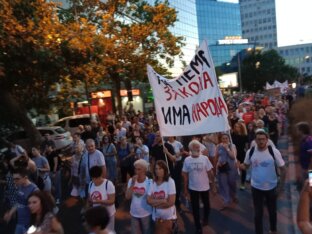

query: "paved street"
xmin=58 ymin=132 xmax=300 ymax=234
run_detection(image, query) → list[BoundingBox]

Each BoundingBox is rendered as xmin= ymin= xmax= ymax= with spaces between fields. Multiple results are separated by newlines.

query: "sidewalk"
xmin=277 ymin=130 xmax=300 ymax=234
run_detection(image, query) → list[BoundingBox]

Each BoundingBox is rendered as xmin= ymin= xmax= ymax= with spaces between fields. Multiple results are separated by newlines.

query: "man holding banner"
xmin=147 ymin=40 xmax=230 ymax=232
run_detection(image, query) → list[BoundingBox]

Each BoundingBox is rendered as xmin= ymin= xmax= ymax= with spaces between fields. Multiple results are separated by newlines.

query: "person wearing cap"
xmin=240 ymin=130 xmax=286 ymax=234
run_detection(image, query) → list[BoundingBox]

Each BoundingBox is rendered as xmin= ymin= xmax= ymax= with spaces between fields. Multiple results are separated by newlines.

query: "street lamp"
xmin=298 ymin=55 xmax=310 ymax=84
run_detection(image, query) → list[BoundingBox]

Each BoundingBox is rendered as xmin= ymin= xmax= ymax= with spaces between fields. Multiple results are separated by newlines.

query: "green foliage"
xmin=241 ymin=49 xmax=298 ymax=92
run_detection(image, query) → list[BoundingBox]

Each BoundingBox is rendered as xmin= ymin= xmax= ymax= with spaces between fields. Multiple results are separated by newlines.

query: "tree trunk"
xmin=112 ymin=73 xmax=123 ymax=116
xmin=0 ymin=88 xmax=42 ymax=146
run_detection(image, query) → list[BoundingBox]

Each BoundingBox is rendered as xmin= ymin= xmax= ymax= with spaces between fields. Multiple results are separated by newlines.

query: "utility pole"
xmin=238 ymin=52 xmax=242 ymax=93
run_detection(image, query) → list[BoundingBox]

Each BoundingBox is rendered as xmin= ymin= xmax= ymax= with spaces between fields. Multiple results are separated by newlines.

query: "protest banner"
xmin=147 ymin=40 xmax=230 ymax=136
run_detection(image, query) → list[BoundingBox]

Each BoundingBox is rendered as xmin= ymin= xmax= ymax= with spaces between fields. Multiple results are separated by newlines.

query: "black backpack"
xmin=248 ymin=145 xmax=279 ymax=176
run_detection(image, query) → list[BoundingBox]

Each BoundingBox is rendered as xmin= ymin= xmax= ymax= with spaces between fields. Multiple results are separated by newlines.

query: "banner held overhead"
xmin=147 ymin=40 xmax=230 ymax=137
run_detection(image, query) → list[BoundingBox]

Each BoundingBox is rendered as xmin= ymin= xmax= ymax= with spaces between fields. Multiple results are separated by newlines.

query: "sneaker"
xmin=240 ymin=185 xmax=246 ymax=190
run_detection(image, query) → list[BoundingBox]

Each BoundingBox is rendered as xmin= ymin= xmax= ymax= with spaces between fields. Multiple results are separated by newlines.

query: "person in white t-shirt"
xmin=147 ymin=160 xmax=177 ymax=234
xmin=240 ymin=131 xmax=286 ymax=234
xmin=182 ymin=140 xmax=214 ymax=234
xmin=88 ymin=166 xmax=116 ymax=233
xmin=126 ymin=159 xmax=152 ymax=234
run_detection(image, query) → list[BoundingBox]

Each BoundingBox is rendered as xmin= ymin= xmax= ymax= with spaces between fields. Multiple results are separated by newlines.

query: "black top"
xmin=150 ymin=142 xmax=175 ymax=173
xmin=46 ymin=150 xmax=60 ymax=171
xmin=231 ymin=133 xmax=248 ymax=162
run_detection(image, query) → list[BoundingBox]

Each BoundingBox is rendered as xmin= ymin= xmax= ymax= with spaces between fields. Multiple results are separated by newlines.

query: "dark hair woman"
xmin=27 ymin=191 xmax=63 ymax=234
xmin=147 ymin=160 xmax=177 ymax=234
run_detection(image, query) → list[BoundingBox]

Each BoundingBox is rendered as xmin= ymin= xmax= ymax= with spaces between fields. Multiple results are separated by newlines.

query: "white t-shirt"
xmin=168 ymin=140 xmax=183 ymax=161
xmin=135 ymin=145 xmax=149 ymax=162
xmin=182 ymin=155 xmax=213 ymax=191
xmin=127 ymin=177 xmax=152 ymax=218
xmin=85 ymin=150 xmax=106 ymax=182
xmin=244 ymin=146 xmax=285 ymax=190
xmin=147 ymin=177 xmax=176 ymax=221
xmin=11 ymin=145 xmax=25 ymax=157
xmin=89 ymin=179 xmax=116 ymax=217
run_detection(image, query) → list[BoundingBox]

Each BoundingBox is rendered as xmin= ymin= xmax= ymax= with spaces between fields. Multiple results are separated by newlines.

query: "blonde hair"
xmin=134 ymin=159 xmax=149 ymax=171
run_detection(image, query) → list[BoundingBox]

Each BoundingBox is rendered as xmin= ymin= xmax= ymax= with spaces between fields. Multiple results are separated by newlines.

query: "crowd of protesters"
xmin=1 ymin=91 xmax=311 ymax=234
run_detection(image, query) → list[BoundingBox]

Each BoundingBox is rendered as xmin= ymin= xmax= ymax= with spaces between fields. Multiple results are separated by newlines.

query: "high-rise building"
xmin=146 ymin=0 xmax=199 ymax=76
xmin=196 ymin=0 xmax=253 ymax=67
xmin=277 ymin=43 xmax=312 ymax=76
xmin=239 ymin=0 xmax=278 ymax=49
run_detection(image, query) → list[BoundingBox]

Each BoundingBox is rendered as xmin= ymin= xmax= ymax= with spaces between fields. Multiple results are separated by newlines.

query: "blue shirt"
xmin=16 ymin=183 xmax=38 ymax=226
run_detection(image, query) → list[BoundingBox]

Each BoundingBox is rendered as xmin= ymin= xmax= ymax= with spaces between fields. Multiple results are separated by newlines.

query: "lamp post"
xmin=298 ymin=55 xmax=310 ymax=84
xmin=238 ymin=52 xmax=242 ymax=93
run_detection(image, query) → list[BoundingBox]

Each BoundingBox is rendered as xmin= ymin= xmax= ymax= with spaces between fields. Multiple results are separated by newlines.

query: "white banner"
xmin=147 ymin=40 xmax=230 ymax=137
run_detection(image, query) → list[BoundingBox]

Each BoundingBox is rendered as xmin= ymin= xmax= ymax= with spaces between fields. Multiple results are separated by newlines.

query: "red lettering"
xmin=203 ymin=71 xmax=214 ymax=89
xmin=164 ymin=86 xmax=172 ymax=101
xmin=218 ymin=97 xmax=228 ymax=114
xmin=200 ymin=101 xmax=209 ymax=116
xmin=207 ymin=99 xmax=217 ymax=115
xmin=173 ymin=89 xmax=185 ymax=100
xmin=192 ymin=104 xmax=198 ymax=122
xmin=188 ymin=82 xmax=200 ymax=94
xmin=178 ymin=87 xmax=193 ymax=98
xmin=196 ymin=103 xmax=208 ymax=121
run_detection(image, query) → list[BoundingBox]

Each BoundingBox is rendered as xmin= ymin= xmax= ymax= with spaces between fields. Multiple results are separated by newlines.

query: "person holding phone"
xmin=297 ymin=178 xmax=312 ymax=234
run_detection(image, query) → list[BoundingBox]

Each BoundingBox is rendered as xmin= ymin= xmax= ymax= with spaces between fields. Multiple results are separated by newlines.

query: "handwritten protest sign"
xmin=147 ymin=40 xmax=230 ymax=136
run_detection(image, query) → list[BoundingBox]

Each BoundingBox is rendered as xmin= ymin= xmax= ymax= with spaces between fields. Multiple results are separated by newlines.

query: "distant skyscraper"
xmin=196 ymin=0 xmax=253 ymax=66
xmin=165 ymin=0 xmax=199 ymax=76
xmin=147 ymin=0 xmax=199 ymax=76
xmin=240 ymin=0 xmax=277 ymax=49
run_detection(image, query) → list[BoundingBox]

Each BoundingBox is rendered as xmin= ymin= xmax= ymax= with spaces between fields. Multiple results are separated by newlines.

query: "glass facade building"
xmin=240 ymin=0 xmax=278 ymax=49
xmin=196 ymin=0 xmax=253 ymax=67
xmin=277 ymin=43 xmax=312 ymax=76
xmin=146 ymin=0 xmax=199 ymax=76
xmin=196 ymin=0 xmax=242 ymax=46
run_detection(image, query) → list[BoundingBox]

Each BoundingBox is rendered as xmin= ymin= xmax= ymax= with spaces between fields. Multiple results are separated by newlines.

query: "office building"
xmin=239 ymin=0 xmax=278 ymax=49
xmin=196 ymin=0 xmax=253 ymax=67
xmin=277 ymin=43 xmax=312 ymax=76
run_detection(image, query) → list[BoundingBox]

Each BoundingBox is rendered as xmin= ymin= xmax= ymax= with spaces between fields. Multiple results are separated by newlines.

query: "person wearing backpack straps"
xmin=240 ymin=130 xmax=286 ymax=234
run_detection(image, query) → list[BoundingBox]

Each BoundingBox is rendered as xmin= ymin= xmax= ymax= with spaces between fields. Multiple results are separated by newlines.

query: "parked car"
xmin=6 ymin=126 xmax=73 ymax=153
xmin=51 ymin=114 xmax=100 ymax=135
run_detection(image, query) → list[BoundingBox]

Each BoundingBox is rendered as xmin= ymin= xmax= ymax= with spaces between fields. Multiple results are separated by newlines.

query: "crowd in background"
xmin=1 ymin=91 xmax=312 ymax=234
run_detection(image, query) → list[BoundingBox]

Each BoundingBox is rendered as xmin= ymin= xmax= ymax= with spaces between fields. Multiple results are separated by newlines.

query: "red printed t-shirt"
xmin=242 ymin=111 xmax=255 ymax=125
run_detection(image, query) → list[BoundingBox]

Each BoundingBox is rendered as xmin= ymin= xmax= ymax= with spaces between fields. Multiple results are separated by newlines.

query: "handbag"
xmin=218 ymin=162 xmax=230 ymax=173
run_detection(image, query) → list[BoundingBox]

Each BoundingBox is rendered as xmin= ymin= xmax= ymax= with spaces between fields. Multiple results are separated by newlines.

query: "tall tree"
xmin=0 ymin=0 xmax=108 ymax=143
xmin=241 ymin=49 xmax=298 ymax=92
xmin=62 ymin=0 xmax=184 ymax=114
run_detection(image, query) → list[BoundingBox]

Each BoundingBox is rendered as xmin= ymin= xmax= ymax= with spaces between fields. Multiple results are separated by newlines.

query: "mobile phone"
xmin=309 ymin=170 xmax=312 ymax=187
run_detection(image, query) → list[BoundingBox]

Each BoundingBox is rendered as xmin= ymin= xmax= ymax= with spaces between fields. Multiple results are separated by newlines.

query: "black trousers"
xmin=251 ymin=187 xmax=277 ymax=234
xmin=172 ymin=160 xmax=183 ymax=208
xmin=189 ymin=189 xmax=210 ymax=230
